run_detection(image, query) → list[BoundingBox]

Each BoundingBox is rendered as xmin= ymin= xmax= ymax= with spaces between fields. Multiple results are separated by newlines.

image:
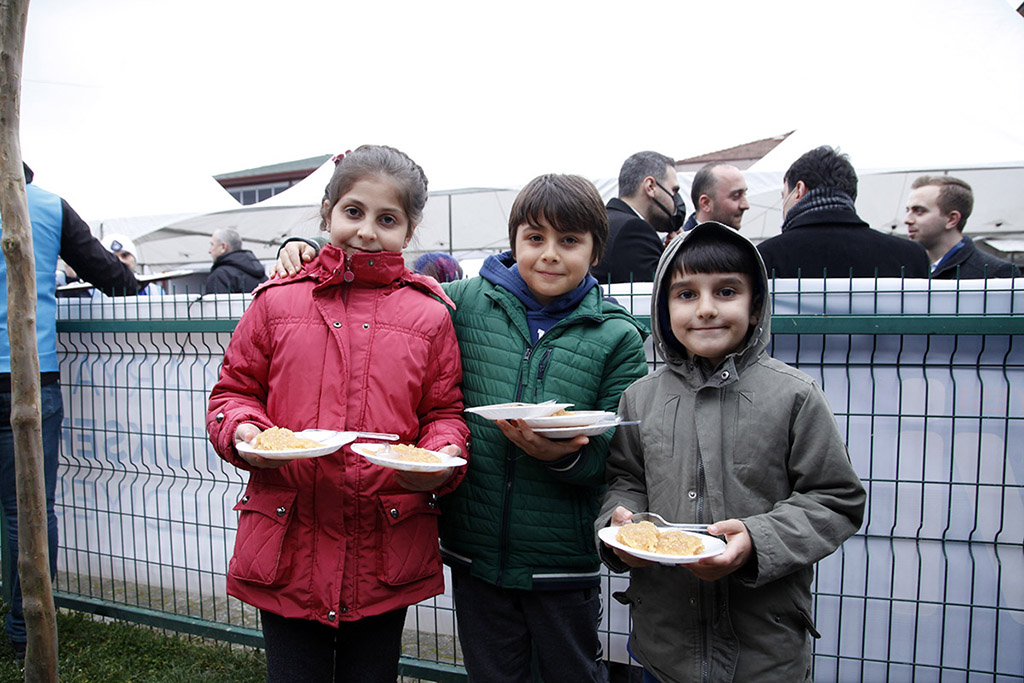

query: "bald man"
xmin=681 ymin=162 xmax=750 ymax=232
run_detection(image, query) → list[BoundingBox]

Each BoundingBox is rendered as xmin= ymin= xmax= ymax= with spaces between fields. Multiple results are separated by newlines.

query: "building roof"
xmin=675 ymin=132 xmax=794 ymax=171
xmin=214 ymin=154 xmax=333 ymax=188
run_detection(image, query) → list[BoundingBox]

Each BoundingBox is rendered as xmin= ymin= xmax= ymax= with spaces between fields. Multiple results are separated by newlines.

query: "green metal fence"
xmin=13 ymin=280 xmax=1024 ymax=681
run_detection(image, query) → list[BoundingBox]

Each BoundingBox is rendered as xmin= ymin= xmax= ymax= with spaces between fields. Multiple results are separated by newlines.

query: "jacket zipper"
xmin=536 ymin=348 xmax=552 ymax=382
xmin=496 ymin=346 xmax=534 ymax=585
xmin=697 ymin=451 xmax=710 ymax=683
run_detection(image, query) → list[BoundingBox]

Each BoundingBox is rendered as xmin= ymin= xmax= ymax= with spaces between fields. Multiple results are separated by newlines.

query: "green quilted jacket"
xmin=439 ymin=270 xmax=649 ymax=590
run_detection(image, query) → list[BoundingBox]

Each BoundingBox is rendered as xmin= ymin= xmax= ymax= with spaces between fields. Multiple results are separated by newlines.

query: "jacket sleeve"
xmin=206 ymin=296 xmax=275 ymax=470
xmin=544 ymin=322 xmax=648 ymax=487
xmin=415 ymin=306 xmax=470 ymax=496
xmin=58 ymin=199 xmax=141 ymax=296
xmin=595 ymin=385 xmax=649 ymax=572
xmin=739 ymin=381 xmax=866 ymax=588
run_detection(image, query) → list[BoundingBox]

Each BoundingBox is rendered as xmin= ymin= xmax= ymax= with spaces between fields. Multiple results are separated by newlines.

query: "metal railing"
xmin=7 ymin=279 xmax=1022 ymax=681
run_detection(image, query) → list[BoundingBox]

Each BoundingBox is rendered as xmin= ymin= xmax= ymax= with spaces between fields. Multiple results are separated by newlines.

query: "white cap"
xmin=101 ymin=233 xmax=138 ymax=258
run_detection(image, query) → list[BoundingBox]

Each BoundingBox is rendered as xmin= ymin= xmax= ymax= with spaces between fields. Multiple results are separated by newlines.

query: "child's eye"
xmin=344 ymin=207 xmax=361 ymax=218
xmin=527 ymin=234 xmax=544 ymax=242
xmin=677 ymin=290 xmax=695 ymax=300
xmin=719 ymin=287 xmax=737 ymax=297
xmin=562 ymin=236 xmax=579 ymax=245
xmin=380 ymin=215 xmax=396 ymax=226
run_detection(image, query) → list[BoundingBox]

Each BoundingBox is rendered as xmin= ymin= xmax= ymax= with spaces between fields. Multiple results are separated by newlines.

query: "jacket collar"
xmin=607 ymin=197 xmax=644 ymax=220
xmin=254 ymin=244 xmax=455 ymax=308
xmin=783 ymin=206 xmax=868 ymax=232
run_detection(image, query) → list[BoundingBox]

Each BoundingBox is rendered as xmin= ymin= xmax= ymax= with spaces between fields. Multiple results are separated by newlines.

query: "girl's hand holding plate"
xmin=393 ymin=445 xmax=463 ymax=491
xmin=234 ymin=423 xmax=291 ymax=469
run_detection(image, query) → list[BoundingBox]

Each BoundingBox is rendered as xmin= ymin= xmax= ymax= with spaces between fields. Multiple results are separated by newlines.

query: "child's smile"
xmin=514 ymin=218 xmax=596 ymax=306
xmin=324 ymin=176 xmax=412 ymax=256
xmin=667 ymin=269 xmax=758 ymax=367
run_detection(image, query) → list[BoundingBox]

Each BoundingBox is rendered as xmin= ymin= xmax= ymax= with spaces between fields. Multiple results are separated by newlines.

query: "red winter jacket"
xmin=207 ymin=245 xmax=469 ymax=626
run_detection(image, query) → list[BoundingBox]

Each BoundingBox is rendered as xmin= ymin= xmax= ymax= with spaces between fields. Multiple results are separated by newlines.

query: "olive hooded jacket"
xmin=597 ymin=222 xmax=865 ymax=683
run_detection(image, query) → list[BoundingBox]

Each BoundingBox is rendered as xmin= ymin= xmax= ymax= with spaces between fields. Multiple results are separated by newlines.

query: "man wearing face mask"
xmin=591 ymin=151 xmax=684 ymax=283
xmin=757 ymin=146 xmax=929 ymax=279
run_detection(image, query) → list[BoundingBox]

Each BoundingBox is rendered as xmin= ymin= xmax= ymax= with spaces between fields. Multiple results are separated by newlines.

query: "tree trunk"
xmin=0 ymin=0 xmax=60 ymax=680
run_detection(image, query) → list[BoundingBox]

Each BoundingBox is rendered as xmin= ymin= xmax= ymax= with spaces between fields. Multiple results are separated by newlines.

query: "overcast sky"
xmin=17 ymin=0 xmax=1024 ymax=220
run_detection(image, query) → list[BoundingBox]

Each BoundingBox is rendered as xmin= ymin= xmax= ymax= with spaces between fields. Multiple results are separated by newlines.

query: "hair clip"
xmin=332 ymin=150 xmax=353 ymax=166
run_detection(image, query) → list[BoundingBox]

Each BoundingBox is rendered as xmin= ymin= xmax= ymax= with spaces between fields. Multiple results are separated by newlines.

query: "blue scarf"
xmin=480 ymin=251 xmax=598 ymax=344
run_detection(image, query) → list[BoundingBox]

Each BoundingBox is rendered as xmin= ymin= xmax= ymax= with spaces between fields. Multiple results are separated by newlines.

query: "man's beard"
xmin=711 ymin=211 xmax=742 ymax=231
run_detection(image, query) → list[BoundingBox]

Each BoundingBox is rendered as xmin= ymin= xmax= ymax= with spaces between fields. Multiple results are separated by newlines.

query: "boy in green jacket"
xmin=598 ymin=222 xmax=865 ymax=683
xmin=274 ymin=174 xmax=649 ymax=681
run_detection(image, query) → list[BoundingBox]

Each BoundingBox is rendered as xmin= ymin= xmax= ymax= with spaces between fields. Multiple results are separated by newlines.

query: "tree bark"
xmin=0 ymin=0 xmax=60 ymax=680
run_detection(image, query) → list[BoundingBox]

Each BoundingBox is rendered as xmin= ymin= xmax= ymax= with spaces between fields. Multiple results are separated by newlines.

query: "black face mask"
xmin=655 ymin=181 xmax=687 ymax=230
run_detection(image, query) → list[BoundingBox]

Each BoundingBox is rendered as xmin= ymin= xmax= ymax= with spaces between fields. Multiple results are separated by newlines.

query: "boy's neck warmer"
xmin=780 ymin=186 xmax=857 ymax=233
xmin=480 ymin=251 xmax=598 ymax=344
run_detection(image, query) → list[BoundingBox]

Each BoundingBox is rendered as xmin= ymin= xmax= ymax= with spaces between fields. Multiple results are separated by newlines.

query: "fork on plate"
xmin=630 ymin=511 xmax=710 ymax=534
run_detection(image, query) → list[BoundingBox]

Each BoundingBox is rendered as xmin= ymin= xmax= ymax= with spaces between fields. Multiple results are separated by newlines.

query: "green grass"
xmin=0 ymin=607 xmax=266 ymax=682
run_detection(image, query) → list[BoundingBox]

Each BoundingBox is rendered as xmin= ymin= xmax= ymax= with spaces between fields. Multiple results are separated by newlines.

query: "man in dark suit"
xmin=591 ymin=151 xmax=683 ymax=283
xmin=757 ymin=146 xmax=930 ymax=279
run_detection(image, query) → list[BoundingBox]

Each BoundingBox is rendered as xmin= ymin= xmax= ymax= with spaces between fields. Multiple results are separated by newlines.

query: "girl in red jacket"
xmin=207 ymin=145 xmax=470 ymax=683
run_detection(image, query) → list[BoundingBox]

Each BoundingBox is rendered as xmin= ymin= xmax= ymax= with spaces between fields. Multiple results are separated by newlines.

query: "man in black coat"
xmin=591 ymin=151 xmax=684 ymax=283
xmin=757 ymin=146 xmax=930 ymax=279
xmin=205 ymin=228 xmax=268 ymax=294
xmin=904 ymin=175 xmax=1020 ymax=279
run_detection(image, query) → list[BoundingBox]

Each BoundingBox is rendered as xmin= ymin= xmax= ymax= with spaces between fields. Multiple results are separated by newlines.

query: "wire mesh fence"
xmin=18 ymin=279 xmax=1024 ymax=681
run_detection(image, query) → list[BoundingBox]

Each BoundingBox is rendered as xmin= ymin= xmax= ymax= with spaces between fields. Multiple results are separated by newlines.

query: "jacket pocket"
xmin=228 ymin=483 xmax=298 ymax=586
xmin=377 ymin=492 xmax=442 ymax=586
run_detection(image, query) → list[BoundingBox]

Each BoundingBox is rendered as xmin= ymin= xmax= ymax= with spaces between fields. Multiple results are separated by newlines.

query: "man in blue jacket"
xmin=0 ymin=164 xmax=139 ymax=664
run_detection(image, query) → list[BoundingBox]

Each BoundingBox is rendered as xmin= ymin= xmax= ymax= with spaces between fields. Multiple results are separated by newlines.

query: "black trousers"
xmin=452 ymin=567 xmax=608 ymax=683
xmin=260 ymin=607 xmax=408 ymax=683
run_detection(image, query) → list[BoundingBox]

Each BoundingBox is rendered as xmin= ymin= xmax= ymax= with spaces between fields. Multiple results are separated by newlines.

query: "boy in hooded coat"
xmin=597 ymin=222 xmax=865 ymax=683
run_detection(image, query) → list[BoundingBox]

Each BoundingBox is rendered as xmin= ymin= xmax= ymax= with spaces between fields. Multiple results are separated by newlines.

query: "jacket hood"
xmin=651 ymin=221 xmax=771 ymax=378
xmin=213 ymin=249 xmax=267 ymax=278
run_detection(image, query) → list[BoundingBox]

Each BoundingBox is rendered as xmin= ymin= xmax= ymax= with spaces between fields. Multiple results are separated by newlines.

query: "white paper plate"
xmin=236 ymin=429 xmax=355 ymax=461
xmin=532 ymin=418 xmax=622 ymax=438
xmin=598 ymin=525 xmax=726 ymax=565
xmin=465 ymin=402 xmax=573 ymax=421
xmin=351 ymin=442 xmax=468 ymax=473
xmin=521 ymin=411 xmax=617 ymax=428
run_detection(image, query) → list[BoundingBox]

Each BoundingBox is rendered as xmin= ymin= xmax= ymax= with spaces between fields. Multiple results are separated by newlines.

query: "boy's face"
xmin=667 ymin=269 xmax=758 ymax=367
xmin=513 ymin=218 xmax=597 ymax=306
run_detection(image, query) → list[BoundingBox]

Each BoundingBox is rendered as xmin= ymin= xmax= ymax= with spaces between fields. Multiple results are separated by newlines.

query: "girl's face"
xmin=324 ymin=176 xmax=413 ymax=255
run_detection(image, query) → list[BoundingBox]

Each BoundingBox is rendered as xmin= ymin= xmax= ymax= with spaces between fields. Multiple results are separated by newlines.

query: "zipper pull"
xmin=536 ymin=348 xmax=553 ymax=381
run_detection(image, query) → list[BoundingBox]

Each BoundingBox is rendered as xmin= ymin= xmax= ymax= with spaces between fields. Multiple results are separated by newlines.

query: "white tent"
xmin=131 ymin=158 xmax=520 ymax=270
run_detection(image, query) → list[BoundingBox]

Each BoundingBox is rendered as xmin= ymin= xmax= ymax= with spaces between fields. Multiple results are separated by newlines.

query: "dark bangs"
xmin=507 ymin=174 xmax=608 ymax=262
xmin=669 ymin=233 xmax=760 ymax=281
